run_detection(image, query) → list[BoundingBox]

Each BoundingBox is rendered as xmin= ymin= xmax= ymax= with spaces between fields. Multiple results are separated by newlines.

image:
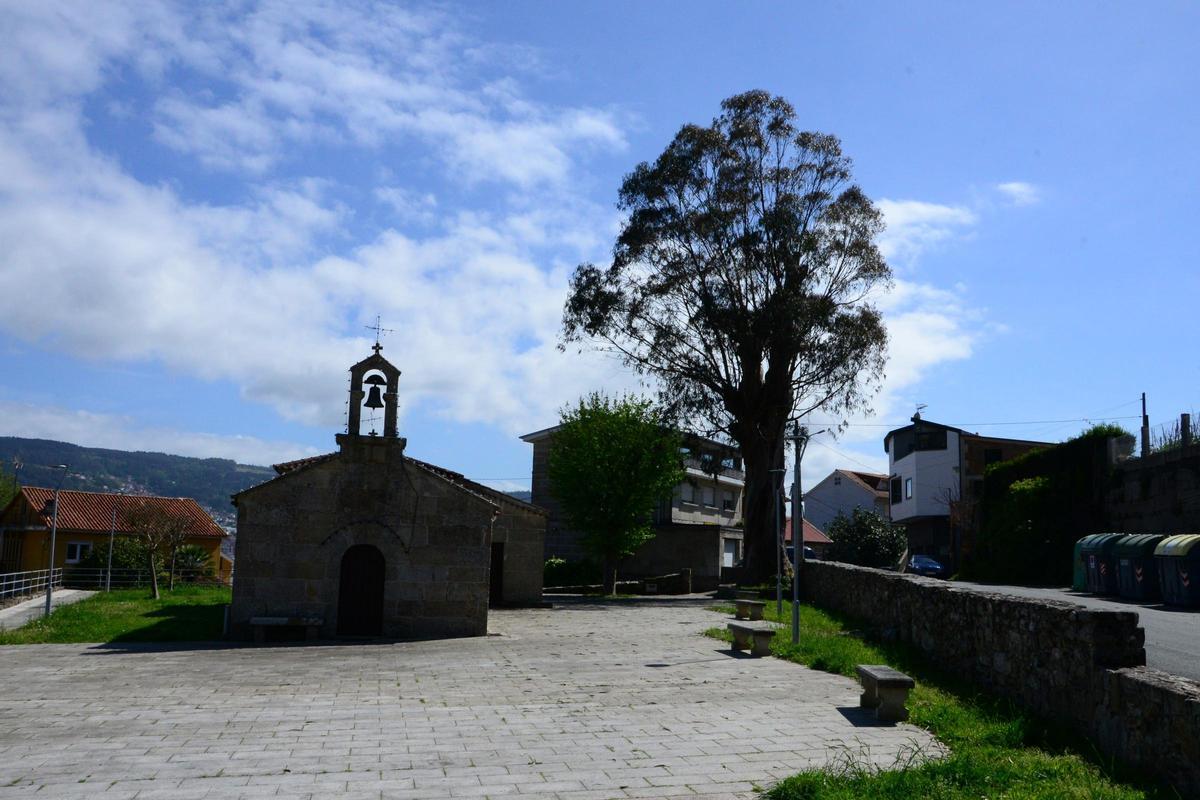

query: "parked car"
xmin=907 ymin=555 xmax=947 ymax=578
xmin=785 ymin=545 xmax=818 ymax=564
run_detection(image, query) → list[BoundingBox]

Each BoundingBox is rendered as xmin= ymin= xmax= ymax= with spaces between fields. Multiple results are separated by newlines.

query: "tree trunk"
xmin=739 ymin=432 xmax=787 ymax=584
xmin=169 ymin=551 xmax=176 ymax=592
xmin=148 ymin=550 xmax=160 ymax=600
xmin=603 ymin=555 xmax=618 ymax=596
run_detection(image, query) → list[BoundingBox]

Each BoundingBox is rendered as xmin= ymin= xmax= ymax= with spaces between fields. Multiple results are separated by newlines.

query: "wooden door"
xmin=337 ymin=544 xmax=385 ymax=636
xmin=489 ymin=542 xmax=504 ymax=606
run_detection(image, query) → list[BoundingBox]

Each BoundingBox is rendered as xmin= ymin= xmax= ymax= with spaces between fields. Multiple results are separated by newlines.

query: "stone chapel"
xmin=228 ymin=343 xmax=546 ymax=641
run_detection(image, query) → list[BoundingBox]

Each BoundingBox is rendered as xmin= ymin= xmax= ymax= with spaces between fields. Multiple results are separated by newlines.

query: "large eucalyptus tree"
xmin=562 ymin=90 xmax=891 ymax=581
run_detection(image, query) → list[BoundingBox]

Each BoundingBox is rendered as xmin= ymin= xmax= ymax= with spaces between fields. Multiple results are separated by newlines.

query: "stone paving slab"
xmin=0 ymin=597 xmax=940 ymax=798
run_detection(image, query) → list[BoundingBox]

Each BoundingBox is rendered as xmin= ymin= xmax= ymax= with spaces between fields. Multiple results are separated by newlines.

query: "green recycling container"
xmin=1082 ymin=533 xmax=1127 ymax=595
xmin=1155 ymin=534 xmax=1200 ymax=608
xmin=1072 ymin=535 xmax=1097 ymax=591
xmin=1114 ymin=534 xmax=1166 ymax=601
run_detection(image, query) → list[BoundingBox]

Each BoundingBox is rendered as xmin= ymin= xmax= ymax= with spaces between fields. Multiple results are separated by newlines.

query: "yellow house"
xmin=0 ymin=487 xmax=227 ymax=576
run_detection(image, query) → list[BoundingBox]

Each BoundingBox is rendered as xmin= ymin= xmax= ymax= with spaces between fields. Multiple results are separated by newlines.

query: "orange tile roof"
xmin=784 ymin=518 xmax=832 ymax=545
xmin=839 ymin=469 xmax=889 ymax=496
xmin=16 ymin=488 xmax=226 ymax=538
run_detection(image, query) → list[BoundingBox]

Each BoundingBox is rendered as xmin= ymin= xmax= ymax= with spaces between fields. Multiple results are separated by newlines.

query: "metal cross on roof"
xmin=365 ymin=315 xmax=396 ymax=354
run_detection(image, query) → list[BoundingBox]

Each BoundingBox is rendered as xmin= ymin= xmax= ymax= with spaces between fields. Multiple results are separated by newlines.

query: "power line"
xmin=808 ymin=437 xmax=884 ymax=472
xmin=803 ymin=414 xmax=1142 ymax=429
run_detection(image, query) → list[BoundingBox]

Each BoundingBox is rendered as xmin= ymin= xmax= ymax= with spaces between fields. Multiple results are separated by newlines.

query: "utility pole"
xmin=770 ymin=467 xmax=785 ymax=619
xmin=790 ymin=424 xmax=804 ymax=643
xmin=106 ymin=505 xmax=117 ymax=592
xmin=1141 ymin=392 xmax=1150 ymax=457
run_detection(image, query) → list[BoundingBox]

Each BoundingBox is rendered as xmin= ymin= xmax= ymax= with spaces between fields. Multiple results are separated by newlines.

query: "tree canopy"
xmin=547 ymin=393 xmax=684 ymax=593
xmin=562 ymin=90 xmax=890 ymax=580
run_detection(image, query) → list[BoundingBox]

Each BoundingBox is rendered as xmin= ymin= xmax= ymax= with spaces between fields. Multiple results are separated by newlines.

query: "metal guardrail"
xmin=62 ymin=568 xmax=223 ymax=590
xmin=0 ymin=568 xmax=63 ymax=600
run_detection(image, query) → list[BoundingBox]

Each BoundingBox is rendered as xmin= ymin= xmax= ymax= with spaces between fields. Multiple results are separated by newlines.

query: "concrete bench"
xmin=250 ymin=616 xmax=323 ymax=643
xmin=856 ymin=664 xmax=915 ymax=721
xmin=734 ymin=599 xmax=765 ymax=621
xmin=727 ymin=622 xmax=775 ymax=657
xmin=734 ymin=589 xmax=761 ymax=601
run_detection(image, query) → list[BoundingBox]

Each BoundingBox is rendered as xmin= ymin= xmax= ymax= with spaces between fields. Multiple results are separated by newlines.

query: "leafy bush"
xmin=825 ymin=509 xmax=907 ymax=569
xmin=78 ymin=537 xmax=149 ymax=571
xmin=173 ymin=545 xmax=215 ymax=578
xmin=543 ymin=557 xmax=602 ymax=588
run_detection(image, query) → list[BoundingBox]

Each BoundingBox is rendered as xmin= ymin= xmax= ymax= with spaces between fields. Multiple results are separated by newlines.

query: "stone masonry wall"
xmin=231 ymin=441 xmax=493 ymax=640
xmin=490 ymin=503 xmax=546 ymax=605
xmin=804 ymin=561 xmax=1200 ymax=795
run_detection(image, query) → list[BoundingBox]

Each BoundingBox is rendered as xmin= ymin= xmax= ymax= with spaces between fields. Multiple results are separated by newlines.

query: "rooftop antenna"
xmin=913 ymin=403 xmax=927 ymax=423
xmin=365 ymin=315 xmax=396 ymax=354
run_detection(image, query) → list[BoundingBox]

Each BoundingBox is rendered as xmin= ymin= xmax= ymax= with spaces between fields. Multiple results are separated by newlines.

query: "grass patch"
xmin=0 ymin=585 xmax=231 ymax=644
xmin=706 ymin=600 xmax=1178 ymax=799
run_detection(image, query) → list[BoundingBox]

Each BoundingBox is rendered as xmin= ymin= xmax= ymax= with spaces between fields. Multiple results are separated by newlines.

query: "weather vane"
xmin=365 ymin=315 xmax=396 ymax=354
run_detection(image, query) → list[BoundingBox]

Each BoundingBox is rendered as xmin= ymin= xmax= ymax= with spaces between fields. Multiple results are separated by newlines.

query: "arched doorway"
xmin=337 ymin=544 xmax=385 ymax=636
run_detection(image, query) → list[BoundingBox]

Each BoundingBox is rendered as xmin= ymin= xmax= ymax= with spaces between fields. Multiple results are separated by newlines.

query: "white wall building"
xmin=804 ymin=469 xmax=889 ymax=532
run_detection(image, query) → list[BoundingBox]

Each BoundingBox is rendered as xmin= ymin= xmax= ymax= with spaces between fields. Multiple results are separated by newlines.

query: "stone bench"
xmin=250 ymin=616 xmax=323 ymax=643
xmin=856 ymin=664 xmax=915 ymax=721
xmin=734 ymin=599 xmax=765 ymax=621
xmin=727 ymin=622 xmax=776 ymax=657
xmin=734 ymin=589 xmax=761 ymax=601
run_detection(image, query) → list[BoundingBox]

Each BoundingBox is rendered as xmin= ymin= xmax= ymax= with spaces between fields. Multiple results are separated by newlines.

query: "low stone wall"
xmin=804 ymin=561 xmax=1200 ymax=795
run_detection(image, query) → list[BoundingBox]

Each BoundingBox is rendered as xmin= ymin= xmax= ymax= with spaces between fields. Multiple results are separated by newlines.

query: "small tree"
xmin=124 ymin=502 xmax=190 ymax=599
xmin=825 ymin=508 xmax=906 ymax=569
xmin=548 ymin=393 xmax=686 ymax=594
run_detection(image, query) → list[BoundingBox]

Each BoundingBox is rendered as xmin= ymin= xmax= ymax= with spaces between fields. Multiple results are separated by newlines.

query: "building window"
xmin=890 ymin=477 xmax=902 ymax=504
xmin=904 ymin=478 xmax=913 ymax=500
xmin=722 ymin=491 xmax=736 ymax=512
xmin=680 ymin=483 xmax=695 ymax=504
xmin=702 ymin=486 xmax=715 ymax=507
xmin=916 ymin=429 xmax=947 ymax=451
xmin=65 ymin=542 xmax=92 ymax=564
xmin=833 ymin=475 xmax=842 ymax=486
xmin=984 ymin=448 xmax=1003 ymax=466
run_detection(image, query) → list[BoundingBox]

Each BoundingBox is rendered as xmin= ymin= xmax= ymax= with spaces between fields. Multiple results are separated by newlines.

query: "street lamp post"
xmin=43 ymin=464 xmax=69 ymax=618
xmin=789 ymin=426 xmax=825 ymax=643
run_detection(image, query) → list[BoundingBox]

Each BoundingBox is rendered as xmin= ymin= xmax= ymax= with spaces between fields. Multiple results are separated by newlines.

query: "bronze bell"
xmin=363 ymin=375 xmax=386 ymax=409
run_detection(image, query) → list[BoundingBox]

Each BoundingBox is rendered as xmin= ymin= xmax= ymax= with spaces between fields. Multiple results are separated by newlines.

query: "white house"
xmin=884 ymin=413 xmax=1050 ymax=566
xmin=804 ymin=469 xmax=889 ymax=533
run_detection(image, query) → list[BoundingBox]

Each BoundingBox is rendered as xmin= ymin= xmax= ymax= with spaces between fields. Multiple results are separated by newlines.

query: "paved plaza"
xmin=0 ymin=598 xmax=939 ymax=799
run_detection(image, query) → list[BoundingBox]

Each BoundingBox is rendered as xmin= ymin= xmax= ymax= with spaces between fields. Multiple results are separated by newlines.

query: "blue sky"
xmin=1 ymin=1 xmax=1197 ymax=490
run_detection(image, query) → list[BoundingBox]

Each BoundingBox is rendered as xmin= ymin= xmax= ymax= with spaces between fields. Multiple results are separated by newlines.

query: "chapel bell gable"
xmin=346 ymin=343 xmax=401 ymax=438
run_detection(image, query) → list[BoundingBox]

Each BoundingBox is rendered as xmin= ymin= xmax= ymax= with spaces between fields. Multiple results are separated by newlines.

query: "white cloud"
xmin=0 ymin=1 xmax=993 ymax=473
xmin=0 ymin=401 xmax=316 ymax=466
xmin=876 ymin=199 xmax=977 ymax=266
xmin=996 ymin=181 xmax=1041 ymax=206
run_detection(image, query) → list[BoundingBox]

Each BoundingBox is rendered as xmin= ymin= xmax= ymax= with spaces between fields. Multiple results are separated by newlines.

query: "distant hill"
xmin=0 ymin=437 xmax=274 ymax=530
xmin=505 ymin=490 xmax=533 ymax=503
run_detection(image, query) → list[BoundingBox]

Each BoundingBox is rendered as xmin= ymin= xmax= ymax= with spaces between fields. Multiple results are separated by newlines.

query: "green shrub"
xmin=173 ymin=545 xmax=215 ymax=578
xmin=543 ymin=557 xmax=603 ymax=587
xmin=78 ymin=537 xmax=148 ymax=571
xmin=825 ymin=509 xmax=907 ymax=569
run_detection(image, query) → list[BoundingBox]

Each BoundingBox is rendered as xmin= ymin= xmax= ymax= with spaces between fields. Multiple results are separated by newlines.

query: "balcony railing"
xmin=683 ymin=457 xmax=745 ymax=481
